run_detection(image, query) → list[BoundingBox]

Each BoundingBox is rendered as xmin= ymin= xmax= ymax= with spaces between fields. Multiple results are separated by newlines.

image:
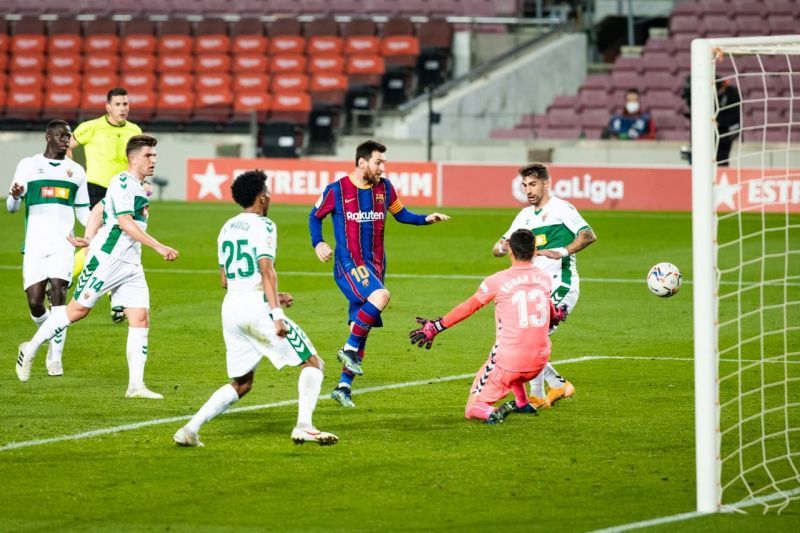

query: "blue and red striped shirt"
xmin=309 ymin=174 xmax=428 ymax=280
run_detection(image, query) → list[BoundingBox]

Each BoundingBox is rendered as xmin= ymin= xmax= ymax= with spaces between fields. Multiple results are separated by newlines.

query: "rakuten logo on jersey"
xmin=513 ymin=174 xmax=624 ymax=205
xmin=346 ymin=211 xmax=385 ymax=222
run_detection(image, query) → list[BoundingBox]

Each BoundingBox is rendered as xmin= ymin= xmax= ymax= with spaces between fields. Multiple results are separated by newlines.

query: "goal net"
xmin=692 ymin=35 xmax=800 ymax=514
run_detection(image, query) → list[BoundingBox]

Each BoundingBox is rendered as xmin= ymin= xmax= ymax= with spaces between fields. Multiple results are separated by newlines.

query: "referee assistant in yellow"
xmin=70 ymin=87 xmax=142 ymax=208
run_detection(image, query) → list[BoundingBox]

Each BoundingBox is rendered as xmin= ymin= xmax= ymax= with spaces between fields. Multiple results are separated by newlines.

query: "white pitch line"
xmin=3 ymin=354 xmax=797 ymax=453
xmin=591 ymin=487 xmax=800 ymax=532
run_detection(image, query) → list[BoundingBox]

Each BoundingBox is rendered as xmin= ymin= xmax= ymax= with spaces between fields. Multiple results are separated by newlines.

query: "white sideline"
xmin=3 ymin=354 xmax=797 ymax=453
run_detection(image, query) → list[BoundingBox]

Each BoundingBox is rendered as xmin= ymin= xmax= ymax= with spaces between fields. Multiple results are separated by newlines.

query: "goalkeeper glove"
xmin=551 ymin=305 xmax=569 ymax=326
xmin=409 ymin=317 xmax=446 ymax=349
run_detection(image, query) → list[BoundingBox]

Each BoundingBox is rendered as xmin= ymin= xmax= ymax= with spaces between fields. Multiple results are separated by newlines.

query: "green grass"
xmin=0 ymin=202 xmax=798 ymax=532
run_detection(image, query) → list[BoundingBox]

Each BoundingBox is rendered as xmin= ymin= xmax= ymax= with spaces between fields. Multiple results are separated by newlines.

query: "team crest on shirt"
xmin=375 ymin=193 xmax=385 ymax=204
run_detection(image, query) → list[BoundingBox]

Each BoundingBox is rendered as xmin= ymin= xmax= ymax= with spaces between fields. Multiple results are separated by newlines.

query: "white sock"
xmin=343 ymin=342 xmax=359 ymax=352
xmin=31 ymin=309 xmax=50 ymax=327
xmin=297 ymin=366 xmax=323 ymax=428
xmin=187 ymin=384 xmax=239 ymax=434
xmin=26 ymin=306 xmax=70 ymax=356
xmin=49 ymin=328 xmax=67 ymax=364
xmin=529 ymin=373 xmax=545 ymax=398
xmin=126 ymin=327 xmax=149 ymax=390
xmin=543 ymin=363 xmax=567 ymax=388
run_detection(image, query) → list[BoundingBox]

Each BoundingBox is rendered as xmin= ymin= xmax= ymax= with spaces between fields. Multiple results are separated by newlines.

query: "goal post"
xmin=692 ymin=35 xmax=800 ymax=515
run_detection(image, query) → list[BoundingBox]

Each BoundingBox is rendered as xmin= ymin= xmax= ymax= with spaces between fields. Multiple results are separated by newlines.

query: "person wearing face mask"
xmin=603 ymin=88 xmax=656 ymax=140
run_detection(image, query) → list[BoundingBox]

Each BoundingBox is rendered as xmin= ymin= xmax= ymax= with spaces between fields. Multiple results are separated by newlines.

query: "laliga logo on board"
xmin=511 ymin=173 xmax=624 ymax=205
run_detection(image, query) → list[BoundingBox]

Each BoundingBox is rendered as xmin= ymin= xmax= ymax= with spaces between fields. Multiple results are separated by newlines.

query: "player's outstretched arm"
xmin=117 ymin=214 xmax=179 ymax=261
xmin=409 ymin=294 xmax=486 ymax=349
xmin=536 ymin=227 xmax=597 ymax=260
xmin=425 ymin=213 xmax=450 ymax=224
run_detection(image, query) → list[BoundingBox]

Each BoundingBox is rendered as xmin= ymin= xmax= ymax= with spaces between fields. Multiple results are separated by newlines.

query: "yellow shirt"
xmin=73 ymin=116 xmax=142 ymax=188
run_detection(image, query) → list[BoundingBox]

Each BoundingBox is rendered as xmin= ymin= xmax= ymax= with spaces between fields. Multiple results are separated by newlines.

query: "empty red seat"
xmin=44 ymin=89 xmax=81 ymax=120
xmin=310 ymin=73 xmax=348 ymax=106
xmin=159 ymin=34 xmax=193 ymax=54
xmin=269 ymin=36 xmax=304 ymax=55
xmin=270 ymin=92 xmax=311 ymax=124
xmin=195 ymin=73 xmax=231 ymax=91
xmin=48 ymin=34 xmax=81 ymax=55
xmin=233 ymin=34 xmax=268 ymax=54
xmin=80 ymin=91 xmax=109 ymax=114
xmin=233 ymin=54 xmax=269 ymax=74
xmin=120 ymin=71 xmax=156 ymax=90
xmin=158 ymin=72 xmax=193 ymax=91
xmin=158 ymin=54 xmax=192 ymax=72
xmin=194 ymin=91 xmax=233 ymax=122
xmin=83 ymin=53 xmax=116 ymax=72
xmin=307 ymin=55 xmax=345 ymax=74
xmin=121 ymin=53 xmax=157 ymax=72
xmin=84 ymin=18 xmax=119 ymax=55
xmin=195 ymin=18 xmax=230 ymax=54
xmin=5 ymin=90 xmax=43 ymax=120
xmin=154 ymin=91 xmax=194 ymax=122
xmin=122 ymin=34 xmax=157 ymax=54
xmin=127 ymin=91 xmax=156 ymax=120
xmin=234 ymin=73 xmax=270 ymax=92
xmin=271 ymin=54 xmax=306 ymax=73
xmin=271 ymin=73 xmax=309 ymax=93
xmin=48 ymin=54 xmax=82 ymax=73
xmin=82 ymin=73 xmax=119 ymax=91
xmin=195 ymin=54 xmax=231 ymax=73
xmin=344 ymin=36 xmax=380 ymax=55
xmin=233 ymin=92 xmax=272 ymax=122
xmin=12 ymin=54 xmax=46 ymax=72
xmin=381 ymin=35 xmax=419 ymax=67
xmin=307 ymin=36 xmax=343 ymax=55
xmin=9 ymin=72 xmax=44 ymax=91
xmin=12 ymin=35 xmax=46 ymax=54
xmin=0 ymin=32 xmax=7 ymax=56
xmin=346 ymin=55 xmax=385 ymax=86
xmin=50 ymin=72 xmax=80 ymax=89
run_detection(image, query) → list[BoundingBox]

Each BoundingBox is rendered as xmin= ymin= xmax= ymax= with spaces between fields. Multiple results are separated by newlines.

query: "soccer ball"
xmin=647 ymin=262 xmax=682 ymax=297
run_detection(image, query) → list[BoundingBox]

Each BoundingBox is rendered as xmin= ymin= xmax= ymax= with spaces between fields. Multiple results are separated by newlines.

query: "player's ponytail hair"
xmin=509 ymin=229 xmax=536 ymax=262
xmin=126 ymin=134 xmax=157 ymax=159
xmin=518 ymin=162 xmax=550 ymax=181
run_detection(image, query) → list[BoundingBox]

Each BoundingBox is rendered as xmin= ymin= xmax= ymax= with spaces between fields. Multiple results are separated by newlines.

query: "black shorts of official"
xmin=87 ymin=183 xmax=108 ymax=209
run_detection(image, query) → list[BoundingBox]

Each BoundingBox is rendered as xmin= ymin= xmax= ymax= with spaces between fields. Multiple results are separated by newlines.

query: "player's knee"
xmin=304 ymin=354 xmax=324 ymax=372
xmin=28 ymin=301 xmax=46 ymax=317
xmin=369 ymin=289 xmax=390 ymax=308
xmin=66 ymin=301 xmax=91 ymax=322
xmin=233 ymin=373 xmax=254 ymax=397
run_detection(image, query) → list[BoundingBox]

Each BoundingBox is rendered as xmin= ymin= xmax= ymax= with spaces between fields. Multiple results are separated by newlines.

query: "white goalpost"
xmin=692 ymin=35 xmax=800 ymax=514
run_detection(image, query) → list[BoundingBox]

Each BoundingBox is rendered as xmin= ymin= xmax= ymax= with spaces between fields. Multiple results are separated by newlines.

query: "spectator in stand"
xmin=681 ymin=77 xmax=740 ymax=166
xmin=603 ymin=89 xmax=656 ymax=140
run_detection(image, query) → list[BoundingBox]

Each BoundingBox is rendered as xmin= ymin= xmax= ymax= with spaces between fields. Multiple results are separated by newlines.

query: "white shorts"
xmin=22 ymin=251 xmax=74 ymax=289
xmin=222 ymin=292 xmax=317 ymax=378
xmin=72 ymin=251 xmax=150 ymax=309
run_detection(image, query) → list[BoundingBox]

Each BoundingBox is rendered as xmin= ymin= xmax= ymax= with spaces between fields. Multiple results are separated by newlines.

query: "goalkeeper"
xmin=409 ymin=229 xmax=567 ymax=424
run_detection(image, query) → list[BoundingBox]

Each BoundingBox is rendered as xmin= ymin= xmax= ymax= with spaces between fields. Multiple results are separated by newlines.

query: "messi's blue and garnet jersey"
xmin=309 ymin=174 xmax=427 ymax=280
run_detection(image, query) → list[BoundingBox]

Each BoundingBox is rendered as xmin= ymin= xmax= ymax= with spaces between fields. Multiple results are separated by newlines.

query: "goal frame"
xmin=691 ymin=34 xmax=800 ymax=514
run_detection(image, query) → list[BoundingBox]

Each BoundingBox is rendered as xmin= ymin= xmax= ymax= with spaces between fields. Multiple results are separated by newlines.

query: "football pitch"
xmin=0 ymin=201 xmax=797 ymax=532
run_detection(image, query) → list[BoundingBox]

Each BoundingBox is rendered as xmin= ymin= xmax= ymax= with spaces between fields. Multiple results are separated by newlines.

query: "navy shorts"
xmin=335 ymin=264 xmax=384 ymax=327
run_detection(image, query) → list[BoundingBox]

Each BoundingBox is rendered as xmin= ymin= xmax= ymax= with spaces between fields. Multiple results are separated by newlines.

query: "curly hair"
xmin=231 ymin=169 xmax=268 ymax=208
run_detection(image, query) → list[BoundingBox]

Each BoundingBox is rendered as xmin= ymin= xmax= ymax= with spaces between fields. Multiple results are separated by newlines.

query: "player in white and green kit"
xmin=493 ymin=163 xmax=597 ymax=407
xmin=173 ymin=170 xmax=337 ymax=447
xmin=16 ymin=135 xmax=180 ymax=400
xmin=7 ymin=120 xmax=90 ymax=377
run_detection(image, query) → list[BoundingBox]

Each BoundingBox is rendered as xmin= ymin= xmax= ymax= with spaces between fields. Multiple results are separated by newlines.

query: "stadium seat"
xmin=307 ymin=55 xmax=345 ymax=74
xmin=307 ymin=36 xmax=344 ymax=56
xmin=48 ymin=18 xmax=82 ymax=56
xmin=702 ymin=15 xmax=737 ymax=38
xmin=4 ymin=90 xmax=43 ymax=120
xmin=9 ymin=72 xmax=44 ymax=92
xmin=194 ymin=18 xmax=230 ymax=54
xmin=194 ymin=53 xmax=231 ymax=73
xmin=310 ymin=73 xmax=348 ymax=106
xmin=234 ymin=73 xmax=270 ymax=92
xmin=550 ymin=94 xmax=580 ymax=111
xmin=269 ymin=36 xmax=305 ymax=55
xmin=643 ymin=37 xmax=676 ymax=56
xmin=44 ymin=89 xmax=81 ymax=121
xmin=735 ymin=16 xmax=767 ymax=37
xmin=231 ymin=19 xmax=267 ymax=54
xmin=233 ymin=92 xmax=272 ymax=122
xmin=80 ymin=91 xmax=110 ymax=115
xmin=342 ymin=19 xmax=377 ymax=38
xmin=381 ymin=36 xmax=420 ymax=68
xmin=50 ymin=72 xmax=80 ymax=90
xmin=84 ymin=18 xmax=119 ymax=55
xmin=12 ymin=54 xmax=46 ymax=73
xmin=305 ymin=18 xmax=339 ymax=37
xmin=233 ymin=54 xmax=269 ymax=74
xmin=159 ymin=19 xmax=193 ymax=54
xmin=11 ymin=17 xmax=46 ymax=55
xmin=346 ymin=55 xmax=385 ymax=87
xmin=642 ymin=52 xmax=678 ymax=75
xmin=193 ymin=90 xmax=233 ymax=123
xmin=120 ymin=71 xmax=156 ymax=91
xmin=158 ymin=54 xmax=193 ymax=73
xmin=122 ymin=18 xmax=157 ymax=54
xmin=127 ymin=90 xmax=156 ymax=121
xmin=268 ymin=18 xmax=302 ymax=36
xmin=153 ymin=91 xmax=194 ymax=123
xmin=195 ymin=73 xmax=231 ymax=92
xmin=260 ymin=120 xmax=307 ymax=158
xmin=158 ymin=73 xmax=193 ymax=91
xmin=271 ymin=73 xmax=310 ymax=94
xmin=267 ymin=0 xmax=304 ymax=16
xmin=364 ymin=0 xmax=400 ymax=16
xmin=271 ymin=54 xmax=307 ymax=74
xmin=344 ymin=36 xmax=381 ymax=56
xmin=382 ymin=18 xmax=415 ymax=37
xmin=0 ymin=19 xmax=7 ymax=54
xmin=48 ymin=54 xmax=82 ymax=73
xmin=82 ymin=72 xmax=118 ymax=92
xmin=121 ymin=53 xmax=156 ymax=72
xmin=613 ymin=56 xmax=645 ymax=74
xmin=270 ymin=92 xmax=312 ymax=124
